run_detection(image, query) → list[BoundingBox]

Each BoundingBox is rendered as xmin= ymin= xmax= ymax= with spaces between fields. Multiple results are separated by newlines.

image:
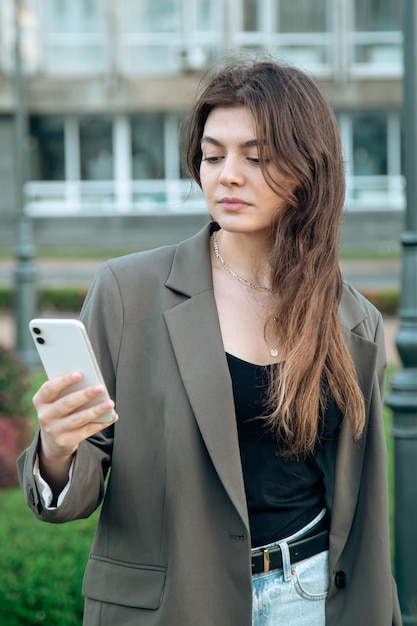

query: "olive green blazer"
xmin=18 ymin=223 xmax=401 ymax=625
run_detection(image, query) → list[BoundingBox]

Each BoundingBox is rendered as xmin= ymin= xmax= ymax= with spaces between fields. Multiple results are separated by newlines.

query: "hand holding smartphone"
xmin=29 ymin=318 xmax=116 ymax=423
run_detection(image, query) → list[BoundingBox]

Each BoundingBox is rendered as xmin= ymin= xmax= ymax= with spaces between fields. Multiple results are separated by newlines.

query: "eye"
xmin=248 ymin=156 xmax=271 ymax=165
xmin=201 ymin=155 xmax=223 ymax=163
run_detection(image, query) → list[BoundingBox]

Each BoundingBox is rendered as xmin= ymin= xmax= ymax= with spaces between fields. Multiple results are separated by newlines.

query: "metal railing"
xmin=24 ymin=179 xmax=207 ymax=216
xmin=23 ymin=176 xmax=405 ymax=217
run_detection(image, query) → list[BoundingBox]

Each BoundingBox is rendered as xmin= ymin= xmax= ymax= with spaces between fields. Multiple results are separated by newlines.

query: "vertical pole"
xmin=13 ymin=0 xmax=38 ymax=366
xmin=385 ymin=0 xmax=417 ymax=622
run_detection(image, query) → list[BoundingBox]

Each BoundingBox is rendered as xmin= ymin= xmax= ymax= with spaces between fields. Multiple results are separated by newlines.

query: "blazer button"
xmin=335 ymin=571 xmax=347 ymax=589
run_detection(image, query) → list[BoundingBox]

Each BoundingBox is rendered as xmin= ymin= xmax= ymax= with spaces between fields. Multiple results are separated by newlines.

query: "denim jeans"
xmin=252 ymin=510 xmax=329 ymax=626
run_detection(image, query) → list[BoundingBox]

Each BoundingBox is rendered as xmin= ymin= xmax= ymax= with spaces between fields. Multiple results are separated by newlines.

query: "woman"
xmin=18 ymin=59 xmax=401 ymax=625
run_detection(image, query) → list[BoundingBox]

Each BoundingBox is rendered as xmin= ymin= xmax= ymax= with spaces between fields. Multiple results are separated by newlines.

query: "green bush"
xmin=361 ymin=290 xmax=399 ymax=316
xmin=39 ymin=288 xmax=88 ymax=312
xmin=0 ymin=286 xmax=400 ymax=316
xmin=0 ymin=287 xmax=12 ymax=308
xmin=0 ymin=345 xmax=32 ymax=417
xmin=0 ymin=288 xmax=88 ymax=313
xmin=0 ymin=345 xmax=34 ymax=488
xmin=0 ymin=488 xmax=97 ymax=625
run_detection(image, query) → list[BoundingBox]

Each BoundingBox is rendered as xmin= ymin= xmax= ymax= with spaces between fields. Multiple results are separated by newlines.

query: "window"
xmin=352 ymin=0 xmax=402 ymax=72
xmin=278 ymin=0 xmax=327 ymax=33
xmin=131 ymin=114 xmax=165 ymax=180
xmin=242 ymin=0 xmax=260 ymax=31
xmin=355 ymin=0 xmax=401 ymax=32
xmin=79 ymin=117 xmax=113 ymax=180
xmin=353 ymin=112 xmax=387 ymax=176
xmin=232 ymin=0 xmax=332 ymax=72
xmin=339 ymin=109 xmax=403 ymax=209
xmin=119 ymin=0 xmax=181 ymax=73
xmin=43 ymin=0 xmax=105 ymax=73
xmin=179 ymin=0 xmax=222 ymax=70
xmin=29 ymin=116 xmax=65 ymax=180
xmin=276 ymin=0 xmax=329 ymax=66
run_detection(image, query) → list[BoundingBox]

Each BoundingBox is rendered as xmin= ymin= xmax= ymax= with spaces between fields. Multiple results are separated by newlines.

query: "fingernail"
xmin=93 ymin=384 xmax=105 ymax=394
xmin=71 ymin=371 xmax=82 ymax=380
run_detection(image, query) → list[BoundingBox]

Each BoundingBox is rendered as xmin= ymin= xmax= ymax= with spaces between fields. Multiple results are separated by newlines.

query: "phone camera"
xmin=36 ymin=337 xmax=45 ymax=344
xmin=32 ymin=327 xmax=42 ymax=335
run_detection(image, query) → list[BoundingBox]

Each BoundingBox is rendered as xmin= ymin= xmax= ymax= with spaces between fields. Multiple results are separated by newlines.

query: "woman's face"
xmin=199 ymin=106 xmax=287 ymax=238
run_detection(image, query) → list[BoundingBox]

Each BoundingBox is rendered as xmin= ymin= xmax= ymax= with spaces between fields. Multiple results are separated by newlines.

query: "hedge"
xmin=0 ymin=287 xmax=400 ymax=316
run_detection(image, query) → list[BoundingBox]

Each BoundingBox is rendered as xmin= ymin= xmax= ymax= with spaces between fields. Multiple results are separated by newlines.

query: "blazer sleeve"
xmin=17 ymin=262 xmax=121 ymax=523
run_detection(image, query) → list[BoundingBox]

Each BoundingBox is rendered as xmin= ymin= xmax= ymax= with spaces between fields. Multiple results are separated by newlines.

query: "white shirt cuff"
xmin=33 ymin=455 xmax=74 ymax=509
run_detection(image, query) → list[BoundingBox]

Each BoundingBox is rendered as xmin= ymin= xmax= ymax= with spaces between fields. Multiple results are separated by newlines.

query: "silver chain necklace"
xmin=211 ymin=231 xmax=272 ymax=293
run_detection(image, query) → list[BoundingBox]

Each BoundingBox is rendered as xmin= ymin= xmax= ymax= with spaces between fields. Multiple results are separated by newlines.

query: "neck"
xmin=212 ymin=229 xmax=272 ymax=290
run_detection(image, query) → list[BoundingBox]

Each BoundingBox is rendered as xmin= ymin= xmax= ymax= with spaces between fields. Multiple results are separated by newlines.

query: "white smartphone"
xmin=29 ymin=318 xmax=116 ymax=423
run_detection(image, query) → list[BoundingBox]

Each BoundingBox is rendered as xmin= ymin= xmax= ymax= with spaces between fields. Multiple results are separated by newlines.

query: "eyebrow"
xmin=200 ymin=136 xmax=260 ymax=148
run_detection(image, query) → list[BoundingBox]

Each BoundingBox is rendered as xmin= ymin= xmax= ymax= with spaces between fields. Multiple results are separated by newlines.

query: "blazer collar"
xmin=339 ymin=281 xmax=369 ymax=330
xmin=165 ymin=221 xmax=217 ymax=297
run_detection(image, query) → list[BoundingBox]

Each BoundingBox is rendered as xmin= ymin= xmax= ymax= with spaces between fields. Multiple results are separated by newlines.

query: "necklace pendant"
xmin=270 ymin=347 xmax=279 ymax=358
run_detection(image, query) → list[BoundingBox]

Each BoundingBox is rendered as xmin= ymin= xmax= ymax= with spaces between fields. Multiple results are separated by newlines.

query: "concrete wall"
xmin=0 ymin=210 xmax=403 ymax=255
xmin=340 ymin=210 xmax=403 ymax=254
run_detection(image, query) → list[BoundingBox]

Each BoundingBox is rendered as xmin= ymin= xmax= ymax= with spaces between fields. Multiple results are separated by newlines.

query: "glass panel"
xmin=119 ymin=0 xmax=181 ymax=73
xmin=121 ymin=45 xmax=174 ymax=73
xmin=46 ymin=0 xmax=103 ymax=33
xmin=354 ymin=44 xmax=402 ymax=65
xmin=353 ymin=112 xmax=387 ymax=176
xmin=195 ymin=0 xmax=216 ymax=30
xmin=29 ymin=116 xmax=65 ymax=181
xmin=44 ymin=0 xmax=105 ymax=72
xmin=242 ymin=0 xmax=260 ymax=31
xmin=355 ymin=0 xmax=401 ymax=31
xmin=120 ymin=0 xmax=180 ymax=33
xmin=46 ymin=44 xmax=105 ymax=73
xmin=79 ymin=117 xmax=113 ymax=180
xmin=131 ymin=114 xmax=165 ymax=179
xmin=279 ymin=0 xmax=327 ymax=32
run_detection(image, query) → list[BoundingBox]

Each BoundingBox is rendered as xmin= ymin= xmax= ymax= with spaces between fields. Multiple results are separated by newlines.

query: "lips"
xmin=219 ymin=197 xmax=249 ymax=211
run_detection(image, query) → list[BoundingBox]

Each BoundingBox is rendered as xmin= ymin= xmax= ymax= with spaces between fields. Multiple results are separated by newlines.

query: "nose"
xmin=219 ymin=155 xmax=244 ymax=186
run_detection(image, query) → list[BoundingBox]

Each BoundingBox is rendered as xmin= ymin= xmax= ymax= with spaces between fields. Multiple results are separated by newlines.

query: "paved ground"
xmin=0 ymin=257 xmax=401 ymax=364
xmin=0 ymin=257 xmax=402 ymax=291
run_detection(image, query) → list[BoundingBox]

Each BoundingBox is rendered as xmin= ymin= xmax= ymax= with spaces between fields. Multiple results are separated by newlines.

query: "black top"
xmin=226 ymin=352 xmax=342 ymax=548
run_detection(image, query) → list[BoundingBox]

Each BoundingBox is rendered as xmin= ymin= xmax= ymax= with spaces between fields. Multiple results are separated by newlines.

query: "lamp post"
xmin=13 ymin=0 xmax=38 ymax=366
xmin=384 ymin=0 xmax=417 ymax=622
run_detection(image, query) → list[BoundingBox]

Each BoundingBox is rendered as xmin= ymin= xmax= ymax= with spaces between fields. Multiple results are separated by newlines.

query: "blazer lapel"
xmin=164 ymin=224 xmax=250 ymax=532
xmin=329 ymin=287 xmax=379 ymax=569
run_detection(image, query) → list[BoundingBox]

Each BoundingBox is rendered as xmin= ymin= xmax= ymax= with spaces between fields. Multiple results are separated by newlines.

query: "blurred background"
xmin=1 ymin=3 xmax=416 ymax=625
xmin=0 ymin=0 xmax=404 ymax=253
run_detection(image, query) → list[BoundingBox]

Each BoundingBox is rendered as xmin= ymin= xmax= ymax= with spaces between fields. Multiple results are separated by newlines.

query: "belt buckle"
xmin=263 ymin=548 xmax=270 ymax=573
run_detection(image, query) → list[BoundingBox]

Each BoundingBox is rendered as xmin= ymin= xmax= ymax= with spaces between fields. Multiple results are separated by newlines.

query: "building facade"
xmin=0 ymin=0 xmax=404 ymax=252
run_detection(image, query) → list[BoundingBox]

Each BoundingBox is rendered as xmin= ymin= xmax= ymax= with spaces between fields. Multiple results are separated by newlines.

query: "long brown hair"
xmin=182 ymin=59 xmax=365 ymax=456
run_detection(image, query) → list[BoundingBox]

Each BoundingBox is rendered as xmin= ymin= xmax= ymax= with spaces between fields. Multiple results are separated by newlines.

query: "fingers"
xmin=33 ymin=372 xmax=118 ymax=458
xmin=34 ymin=372 xmax=114 ymax=423
xmin=34 ymin=371 xmax=84 ymax=406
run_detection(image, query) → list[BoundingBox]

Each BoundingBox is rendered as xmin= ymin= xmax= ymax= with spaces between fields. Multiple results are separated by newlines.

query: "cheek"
xmin=199 ymin=166 xmax=214 ymax=193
